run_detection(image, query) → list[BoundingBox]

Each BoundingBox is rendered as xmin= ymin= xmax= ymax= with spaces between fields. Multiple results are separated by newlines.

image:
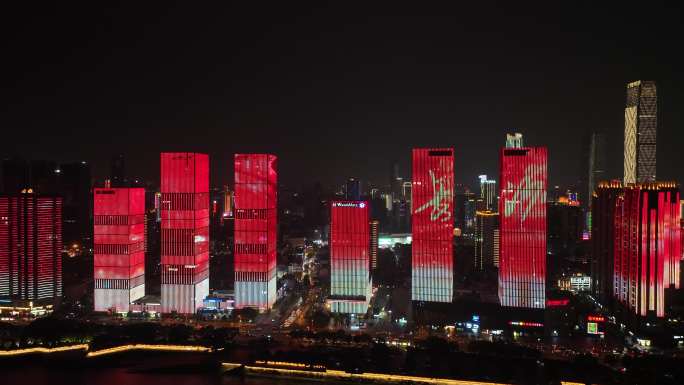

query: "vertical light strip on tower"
xmin=160 ymin=153 xmax=209 ymax=314
xmin=369 ymin=219 xmax=379 ymax=273
xmin=234 ymin=154 xmax=277 ymax=310
xmin=499 ymin=146 xmax=547 ymax=309
xmin=93 ymin=188 xmax=145 ymax=312
xmin=411 ymin=148 xmax=454 ymax=303
xmin=329 ymin=201 xmax=371 ymax=314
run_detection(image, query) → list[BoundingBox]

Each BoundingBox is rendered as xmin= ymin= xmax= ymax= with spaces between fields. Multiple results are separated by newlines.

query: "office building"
xmin=613 ymin=182 xmax=680 ymax=318
xmin=93 ymin=188 xmax=145 ymax=312
xmin=160 ymin=153 xmax=209 ymax=314
xmin=234 ymin=154 xmax=277 ymax=310
xmin=547 ymin=192 xmax=583 ymax=259
xmin=222 ymin=187 xmax=234 ymax=219
xmin=479 ymin=175 xmax=497 ymax=211
xmin=0 ymin=193 xmax=62 ymax=302
xmin=57 ymin=161 xmax=92 ymax=252
xmin=464 ymin=193 xmax=477 ymax=236
xmin=412 ymin=148 xmax=454 ymax=303
xmin=505 ymin=132 xmax=524 ymax=148
xmin=581 ymin=132 xmax=607 ymax=229
xmin=329 ymin=200 xmax=371 ymax=314
xmin=110 ymin=154 xmax=126 ymax=187
xmin=590 ymin=180 xmax=623 ymax=305
xmin=474 ymin=210 xmax=499 ymax=271
xmin=402 ymin=181 xmax=412 ymax=202
xmin=624 ymin=81 xmax=657 ymax=184
xmin=345 ymin=178 xmax=361 ymax=200
xmin=499 ymin=144 xmax=547 ymax=309
xmin=453 ymin=184 xmax=469 ymax=233
xmin=1 ymin=159 xmax=91 ymax=252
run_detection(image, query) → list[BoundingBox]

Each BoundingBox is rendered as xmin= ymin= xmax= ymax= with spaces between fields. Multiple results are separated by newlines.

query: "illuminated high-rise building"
xmin=93 ymin=188 xmax=145 ymax=312
xmin=474 ymin=210 xmax=499 ymax=271
xmin=369 ymin=219 xmax=379 ymax=273
xmin=411 ymin=148 xmax=454 ymax=303
xmin=110 ymin=154 xmax=126 ymax=187
xmin=345 ymin=178 xmax=361 ymax=200
xmin=222 ymin=187 xmax=234 ymax=219
xmin=234 ymin=154 xmax=277 ymax=310
xmin=0 ymin=193 xmax=62 ymax=301
xmin=590 ymin=180 xmax=623 ymax=305
xmin=506 ymin=132 xmax=524 ymax=148
xmin=582 ymin=132 xmax=607 ymax=233
xmin=160 ymin=153 xmax=209 ymax=314
xmin=624 ymin=81 xmax=657 ymax=184
xmin=478 ymin=175 xmax=497 ymax=211
xmin=402 ymin=181 xmax=412 ymax=202
xmin=499 ymin=145 xmax=547 ymax=309
xmin=464 ymin=193 xmax=477 ymax=235
xmin=329 ymin=201 xmax=371 ymax=314
xmin=613 ymin=182 xmax=680 ymax=318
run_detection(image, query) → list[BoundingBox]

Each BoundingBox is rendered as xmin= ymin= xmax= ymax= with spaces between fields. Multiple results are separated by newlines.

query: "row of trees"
xmin=0 ymin=318 xmax=239 ymax=351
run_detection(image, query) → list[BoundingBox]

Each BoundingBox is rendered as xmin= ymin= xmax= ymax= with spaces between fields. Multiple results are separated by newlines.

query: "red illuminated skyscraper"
xmin=329 ymin=201 xmax=371 ymax=314
xmin=160 ymin=153 xmax=209 ymax=314
xmin=234 ymin=154 xmax=277 ymax=310
xmin=0 ymin=193 xmax=62 ymax=301
xmin=93 ymin=188 xmax=145 ymax=312
xmin=411 ymin=148 xmax=454 ymax=303
xmin=499 ymin=146 xmax=547 ymax=309
xmin=613 ymin=182 xmax=680 ymax=318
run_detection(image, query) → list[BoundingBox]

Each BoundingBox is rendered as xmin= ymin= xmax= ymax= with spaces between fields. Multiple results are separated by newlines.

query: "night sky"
xmin=2 ymin=3 xmax=683 ymax=192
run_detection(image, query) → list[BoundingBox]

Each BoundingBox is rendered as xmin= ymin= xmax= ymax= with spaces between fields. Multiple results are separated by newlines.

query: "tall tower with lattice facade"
xmin=624 ymin=81 xmax=657 ymax=184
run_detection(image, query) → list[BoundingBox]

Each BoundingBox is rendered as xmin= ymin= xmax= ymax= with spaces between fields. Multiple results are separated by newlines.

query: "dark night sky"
xmin=2 ymin=2 xmax=683 ymax=192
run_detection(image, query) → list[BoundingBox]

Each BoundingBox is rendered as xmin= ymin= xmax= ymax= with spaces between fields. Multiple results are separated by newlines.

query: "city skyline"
xmin=2 ymin=4 xmax=684 ymax=383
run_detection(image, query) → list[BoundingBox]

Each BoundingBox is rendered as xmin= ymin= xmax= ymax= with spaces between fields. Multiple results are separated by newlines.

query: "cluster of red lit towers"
xmin=87 ymin=140 xmax=553 ymax=315
xmin=0 ymin=143 xmax=552 ymax=315
xmin=409 ymin=143 xmax=549 ymax=309
xmin=4 ymin=140 xmax=679 ymax=321
xmin=325 ymin=141 xmax=551 ymax=315
xmin=592 ymin=181 xmax=681 ymax=320
xmin=93 ymin=153 xmax=277 ymax=313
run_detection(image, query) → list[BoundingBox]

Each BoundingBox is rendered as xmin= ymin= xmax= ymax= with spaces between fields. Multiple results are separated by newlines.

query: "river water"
xmin=0 ymin=352 xmax=296 ymax=385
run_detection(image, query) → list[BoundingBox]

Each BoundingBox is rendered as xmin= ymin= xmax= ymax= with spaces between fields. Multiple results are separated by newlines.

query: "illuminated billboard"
xmin=586 ymin=315 xmax=605 ymax=335
xmin=234 ymin=154 xmax=277 ymax=310
xmin=498 ymin=147 xmax=547 ymax=309
xmin=411 ymin=148 xmax=454 ymax=303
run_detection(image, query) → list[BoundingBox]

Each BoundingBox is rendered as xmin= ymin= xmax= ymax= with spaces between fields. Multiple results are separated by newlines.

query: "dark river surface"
xmin=0 ymin=351 xmax=302 ymax=385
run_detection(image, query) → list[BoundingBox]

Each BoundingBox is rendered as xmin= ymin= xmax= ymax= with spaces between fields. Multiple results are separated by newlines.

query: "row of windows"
xmin=235 ymin=243 xmax=268 ymax=254
xmin=235 ymin=271 xmax=275 ymax=282
xmin=94 ymin=214 xmax=145 ymax=225
xmin=94 ymin=242 xmax=144 ymax=255
xmin=161 ymin=264 xmax=209 ymax=285
xmin=95 ymin=278 xmax=130 ymax=289
xmin=161 ymin=228 xmax=207 ymax=256
xmin=235 ymin=208 xmax=271 ymax=220
xmin=160 ymin=193 xmax=209 ymax=211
